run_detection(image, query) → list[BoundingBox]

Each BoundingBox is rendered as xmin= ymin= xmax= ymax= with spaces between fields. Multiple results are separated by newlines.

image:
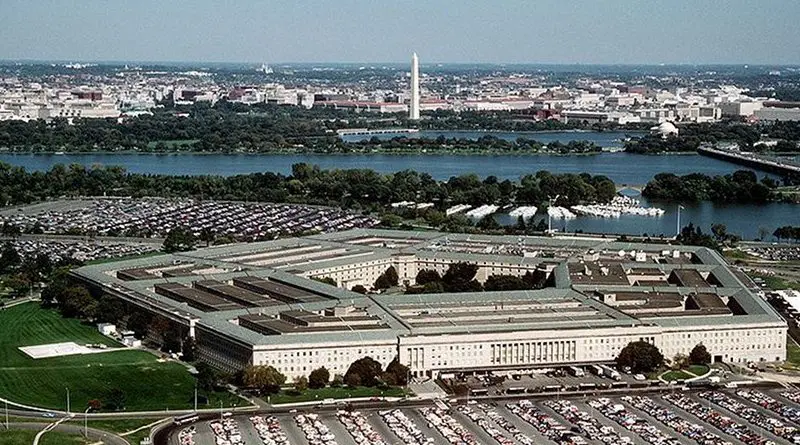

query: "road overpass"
xmin=697 ymin=146 xmax=800 ymax=176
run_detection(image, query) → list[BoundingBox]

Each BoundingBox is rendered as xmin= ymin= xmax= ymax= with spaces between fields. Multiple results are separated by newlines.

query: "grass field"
xmin=0 ymin=430 xmax=91 ymax=445
xmin=785 ymin=337 xmax=800 ymax=370
xmin=748 ymin=273 xmax=800 ymax=291
xmin=660 ymin=370 xmax=693 ymax=381
xmin=687 ymin=364 xmax=710 ymax=376
xmin=0 ymin=302 xmax=240 ymax=411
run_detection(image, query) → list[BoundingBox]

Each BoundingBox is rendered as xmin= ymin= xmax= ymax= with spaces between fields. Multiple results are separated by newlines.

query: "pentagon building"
xmin=73 ymin=229 xmax=787 ymax=380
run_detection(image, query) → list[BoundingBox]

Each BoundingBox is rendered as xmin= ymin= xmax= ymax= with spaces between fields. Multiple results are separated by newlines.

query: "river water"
xmin=0 ymin=130 xmax=796 ymax=239
xmin=0 ymin=152 xmax=751 ymax=185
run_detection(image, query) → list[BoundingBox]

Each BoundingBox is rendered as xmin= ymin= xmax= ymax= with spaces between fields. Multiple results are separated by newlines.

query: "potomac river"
xmin=0 ymin=130 xmax=796 ymax=239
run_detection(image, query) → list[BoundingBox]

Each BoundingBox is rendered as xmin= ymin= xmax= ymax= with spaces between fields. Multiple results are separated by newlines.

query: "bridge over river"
xmin=697 ymin=146 xmax=800 ymax=176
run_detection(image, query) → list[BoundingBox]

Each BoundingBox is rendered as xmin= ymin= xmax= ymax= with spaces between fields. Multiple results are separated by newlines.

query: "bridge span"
xmin=697 ymin=146 xmax=800 ymax=176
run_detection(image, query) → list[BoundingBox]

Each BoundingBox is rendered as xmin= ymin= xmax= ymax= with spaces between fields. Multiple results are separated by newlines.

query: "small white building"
xmin=97 ymin=323 xmax=117 ymax=336
xmin=122 ymin=336 xmax=142 ymax=348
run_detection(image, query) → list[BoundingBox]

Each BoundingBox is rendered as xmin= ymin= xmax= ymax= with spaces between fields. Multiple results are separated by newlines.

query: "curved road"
xmin=7 ymin=422 xmax=129 ymax=445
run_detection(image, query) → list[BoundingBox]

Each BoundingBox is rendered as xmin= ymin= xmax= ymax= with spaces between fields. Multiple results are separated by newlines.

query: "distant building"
xmin=719 ymin=101 xmax=763 ymax=118
xmin=754 ymin=102 xmax=800 ymax=121
xmin=651 ymin=121 xmax=679 ymax=138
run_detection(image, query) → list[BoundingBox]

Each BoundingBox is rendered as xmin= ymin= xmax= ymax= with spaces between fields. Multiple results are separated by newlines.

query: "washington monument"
xmin=410 ymin=52 xmax=420 ymax=120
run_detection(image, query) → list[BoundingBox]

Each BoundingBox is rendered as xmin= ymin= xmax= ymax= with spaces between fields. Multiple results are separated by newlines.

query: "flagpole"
xmin=676 ymin=204 xmax=682 ymax=236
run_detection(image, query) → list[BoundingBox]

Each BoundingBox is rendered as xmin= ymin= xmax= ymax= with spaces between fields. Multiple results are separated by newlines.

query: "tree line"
xmin=241 ymin=356 xmax=409 ymax=396
xmin=624 ymin=121 xmax=800 ymax=155
xmin=0 ymin=162 xmax=618 ymax=220
xmin=642 ymin=170 xmax=778 ymax=204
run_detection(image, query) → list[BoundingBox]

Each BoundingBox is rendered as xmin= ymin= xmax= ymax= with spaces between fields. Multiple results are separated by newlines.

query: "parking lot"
xmin=1 ymin=198 xmax=378 ymax=240
xmin=170 ymin=388 xmax=800 ymax=445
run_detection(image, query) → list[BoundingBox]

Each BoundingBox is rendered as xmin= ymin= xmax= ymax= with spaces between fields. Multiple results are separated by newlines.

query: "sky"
xmin=2 ymin=0 xmax=800 ymax=65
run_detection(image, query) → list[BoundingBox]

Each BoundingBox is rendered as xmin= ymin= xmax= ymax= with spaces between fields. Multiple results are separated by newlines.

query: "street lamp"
xmin=65 ymin=387 xmax=70 ymax=415
xmin=84 ymin=407 xmax=91 ymax=437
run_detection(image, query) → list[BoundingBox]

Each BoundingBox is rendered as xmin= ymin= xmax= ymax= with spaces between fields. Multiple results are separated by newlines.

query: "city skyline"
xmin=2 ymin=0 xmax=800 ymax=65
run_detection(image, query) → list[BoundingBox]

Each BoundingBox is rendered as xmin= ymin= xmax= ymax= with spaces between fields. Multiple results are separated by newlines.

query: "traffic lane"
xmin=495 ymin=403 xmax=559 ymax=445
xmin=404 ymin=408 xmax=450 ymax=443
xmin=236 ymin=417 xmax=263 ymax=445
xmin=616 ymin=397 xmax=696 ymax=445
xmin=686 ymin=392 xmax=787 ymax=445
xmin=534 ymin=401 xmax=605 ymax=445
xmin=365 ymin=411 xmax=404 ymax=445
xmin=725 ymin=389 xmax=800 ymax=428
xmin=319 ymin=413 xmax=358 ymax=445
xmin=188 ymin=421 xmax=216 ymax=445
xmin=451 ymin=408 xmax=508 ymax=445
xmin=278 ymin=415 xmax=310 ymax=445
xmin=654 ymin=395 xmax=750 ymax=445
xmin=571 ymin=399 xmax=649 ymax=445
xmin=474 ymin=403 xmax=538 ymax=445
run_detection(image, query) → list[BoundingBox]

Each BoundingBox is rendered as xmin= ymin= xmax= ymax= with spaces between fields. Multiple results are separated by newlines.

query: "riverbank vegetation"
xmin=0 ymin=161 xmax=616 ymax=216
xmin=642 ymin=170 xmax=778 ymax=203
xmin=0 ymin=102 xmax=629 ymax=154
xmin=624 ymin=121 xmax=800 ymax=155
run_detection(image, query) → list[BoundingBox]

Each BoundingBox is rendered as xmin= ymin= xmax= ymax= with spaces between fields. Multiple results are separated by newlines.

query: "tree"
xmin=331 ymin=374 xmax=344 ymax=387
xmin=415 ymin=269 xmax=441 ymax=286
xmin=672 ymin=353 xmax=690 ymax=370
xmin=384 ymin=266 xmax=399 ymax=286
xmin=182 ymin=337 xmax=197 ymax=362
xmin=344 ymin=357 xmax=383 ymax=387
xmin=294 ymin=376 xmax=309 ymax=392
xmin=442 ymin=262 xmax=483 ymax=292
xmin=4 ymin=273 xmax=31 ymax=298
xmin=616 ymin=341 xmax=664 ymax=374
xmin=689 ymin=343 xmax=711 ymax=366
xmin=383 ymin=357 xmax=410 ymax=386
xmin=711 ymin=224 xmax=728 ymax=242
xmin=312 ymin=276 xmax=337 ymax=286
xmin=484 ymin=274 xmax=529 ymax=291
xmin=87 ymin=399 xmax=102 ymax=411
xmin=95 ymin=295 xmax=127 ymax=323
xmin=59 ymin=285 xmax=97 ymax=319
xmin=243 ymin=365 xmax=286 ymax=394
xmin=195 ymin=362 xmax=218 ymax=391
xmin=351 ymin=284 xmax=368 ymax=294
xmin=199 ymin=227 xmax=215 ymax=246
xmin=162 ymin=227 xmax=196 ymax=253
xmin=476 ymin=215 xmax=501 ymax=230
xmin=0 ymin=242 xmax=20 ymax=273
xmin=104 ymin=388 xmax=127 ymax=411
xmin=375 ymin=266 xmax=399 ymax=289
xmin=308 ymin=366 xmax=330 ymax=389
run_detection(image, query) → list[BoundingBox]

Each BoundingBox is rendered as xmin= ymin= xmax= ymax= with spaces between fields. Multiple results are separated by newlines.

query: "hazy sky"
xmin=2 ymin=0 xmax=799 ymax=64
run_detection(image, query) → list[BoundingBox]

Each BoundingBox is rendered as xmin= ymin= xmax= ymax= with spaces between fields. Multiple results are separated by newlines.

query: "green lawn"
xmin=661 ymin=370 xmax=693 ymax=381
xmin=687 ymin=364 xmax=710 ymax=376
xmin=0 ymin=302 xmax=240 ymax=411
xmin=785 ymin=337 xmax=800 ymax=370
xmin=0 ymin=430 xmax=91 ymax=445
xmin=749 ymin=273 xmax=800 ymax=291
xmin=268 ymin=386 xmax=408 ymax=405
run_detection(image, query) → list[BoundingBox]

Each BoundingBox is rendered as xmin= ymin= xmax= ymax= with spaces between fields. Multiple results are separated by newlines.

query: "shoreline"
xmin=0 ymin=150 xmax=698 ymax=157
